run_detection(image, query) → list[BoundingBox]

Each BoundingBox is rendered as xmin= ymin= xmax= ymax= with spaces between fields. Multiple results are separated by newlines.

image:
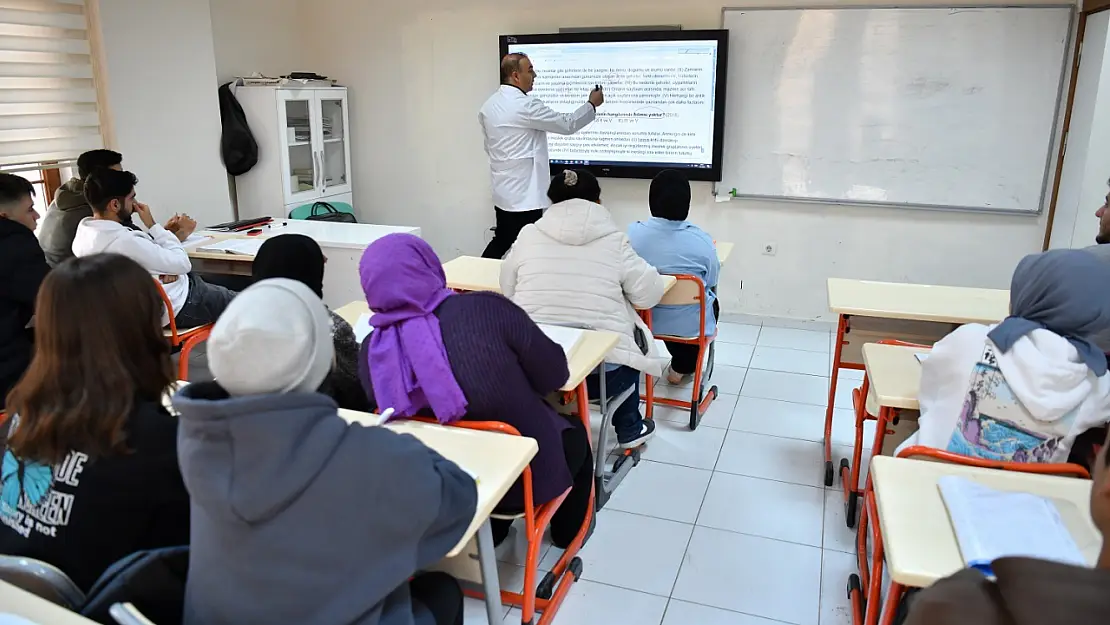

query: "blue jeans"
xmin=586 ymin=365 xmax=644 ymax=444
xmin=175 ymin=273 xmax=236 ymax=328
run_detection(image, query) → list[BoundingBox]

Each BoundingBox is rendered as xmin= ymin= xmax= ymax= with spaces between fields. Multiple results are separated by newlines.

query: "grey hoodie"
xmin=173 ymin=382 xmax=478 ymax=625
xmin=38 ymin=178 xmax=90 ymax=267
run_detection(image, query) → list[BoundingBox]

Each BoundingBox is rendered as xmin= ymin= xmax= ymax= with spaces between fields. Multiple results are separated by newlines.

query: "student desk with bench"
xmin=855 ymin=456 xmax=1098 ymax=625
xmin=185 ymin=220 xmax=420 ymax=308
xmin=838 ymin=343 xmax=932 ymax=525
xmin=824 ymin=279 xmax=1009 ymax=520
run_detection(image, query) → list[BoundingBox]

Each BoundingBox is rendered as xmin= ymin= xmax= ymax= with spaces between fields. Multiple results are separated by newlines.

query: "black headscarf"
xmin=649 ymin=169 xmax=692 ymax=221
xmin=251 ymin=234 xmax=325 ymax=298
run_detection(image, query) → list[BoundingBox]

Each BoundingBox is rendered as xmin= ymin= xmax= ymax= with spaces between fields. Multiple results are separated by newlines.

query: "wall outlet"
xmin=762 ymin=243 xmax=777 ymax=256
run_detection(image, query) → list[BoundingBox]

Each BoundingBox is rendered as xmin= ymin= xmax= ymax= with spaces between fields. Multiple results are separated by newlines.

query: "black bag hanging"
xmin=218 ymin=82 xmax=259 ymax=176
xmin=306 ymin=201 xmax=357 ymax=223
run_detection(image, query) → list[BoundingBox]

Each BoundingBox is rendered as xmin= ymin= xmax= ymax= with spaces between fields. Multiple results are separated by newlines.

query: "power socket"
xmin=762 ymin=243 xmax=778 ymax=256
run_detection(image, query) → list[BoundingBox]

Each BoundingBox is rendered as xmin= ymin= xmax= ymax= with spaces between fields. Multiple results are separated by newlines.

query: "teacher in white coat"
xmin=479 ymin=52 xmax=603 ymax=259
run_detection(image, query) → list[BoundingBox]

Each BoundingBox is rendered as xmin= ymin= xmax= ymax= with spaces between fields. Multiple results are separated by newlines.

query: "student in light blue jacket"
xmin=628 ymin=170 xmax=721 ymax=385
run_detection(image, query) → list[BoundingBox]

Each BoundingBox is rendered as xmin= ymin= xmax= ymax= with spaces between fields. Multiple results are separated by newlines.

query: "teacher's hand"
xmin=589 ymin=85 xmax=604 ymax=108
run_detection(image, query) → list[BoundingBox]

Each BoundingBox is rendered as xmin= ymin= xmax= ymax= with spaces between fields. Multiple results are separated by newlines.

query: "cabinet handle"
xmin=314 ymin=151 xmax=322 ymax=189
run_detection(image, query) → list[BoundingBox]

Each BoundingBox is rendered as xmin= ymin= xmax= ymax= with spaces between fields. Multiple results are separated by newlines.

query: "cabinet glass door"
xmin=317 ymin=90 xmax=352 ymax=197
xmin=278 ymin=90 xmax=320 ymax=204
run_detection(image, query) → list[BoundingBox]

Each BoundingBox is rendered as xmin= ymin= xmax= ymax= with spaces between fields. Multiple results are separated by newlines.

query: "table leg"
xmin=824 ymin=314 xmax=850 ymax=486
xmin=476 ymin=520 xmax=504 ymax=625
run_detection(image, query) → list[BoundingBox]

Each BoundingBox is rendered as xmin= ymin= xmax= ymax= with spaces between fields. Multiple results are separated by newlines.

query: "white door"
xmin=277 ymin=89 xmax=322 ymax=205
xmin=315 ymin=89 xmax=353 ymax=198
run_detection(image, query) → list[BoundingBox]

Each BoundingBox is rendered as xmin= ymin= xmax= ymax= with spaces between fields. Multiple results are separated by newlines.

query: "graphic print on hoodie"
xmin=949 ymin=342 xmax=1070 ymax=462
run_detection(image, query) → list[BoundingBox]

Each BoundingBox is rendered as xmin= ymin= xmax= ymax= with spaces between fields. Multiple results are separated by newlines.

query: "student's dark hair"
xmin=0 ymin=172 xmax=35 ymax=208
xmin=84 ymin=168 xmax=137 ymax=213
xmin=649 ymin=169 xmax=691 ymax=221
xmin=500 ymin=53 xmax=529 ymax=84
xmin=76 ymin=149 xmax=123 ymax=180
xmin=6 ymin=253 xmax=174 ymax=465
xmin=547 ymin=169 xmax=601 ymax=205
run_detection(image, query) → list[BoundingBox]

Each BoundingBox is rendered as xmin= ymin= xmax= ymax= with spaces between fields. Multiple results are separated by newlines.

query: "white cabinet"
xmin=233 ymin=86 xmax=354 ymax=220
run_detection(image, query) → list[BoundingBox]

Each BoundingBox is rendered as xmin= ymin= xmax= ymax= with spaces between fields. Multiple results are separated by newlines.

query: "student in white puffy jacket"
xmin=898 ymin=249 xmax=1110 ymax=464
xmin=501 ymin=169 xmax=666 ymax=449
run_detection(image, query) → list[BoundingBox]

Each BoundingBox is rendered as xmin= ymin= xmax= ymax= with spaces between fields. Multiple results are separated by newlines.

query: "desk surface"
xmin=861 ymin=343 xmax=931 ymax=410
xmin=337 ymin=409 xmax=537 ymax=557
xmin=442 ymin=256 xmax=677 ymax=304
xmin=872 ymin=456 xmax=1099 ymax=588
xmin=0 ymin=580 xmax=97 ymax=624
xmin=715 ymin=241 xmax=734 ymax=264
xmin=188 ymin=220 xmax=421 ymax=260
xmin=332 ymin=300 xmax=618 ymax=391
xmin=827 ymin=278 xmax=1009 ymax=324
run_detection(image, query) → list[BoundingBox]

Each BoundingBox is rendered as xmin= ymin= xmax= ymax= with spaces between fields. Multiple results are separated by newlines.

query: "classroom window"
xmin=0 ymin=1 xmax=105 ymax=177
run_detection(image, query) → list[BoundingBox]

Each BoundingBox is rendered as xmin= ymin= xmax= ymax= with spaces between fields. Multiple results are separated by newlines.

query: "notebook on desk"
xmin=195 ymin=238 xmax=265 ymax=256
xmin=538 ymin=324 xmax=585 ymax=358
xmin=938 ymin=476 xmax=1086 ymax=575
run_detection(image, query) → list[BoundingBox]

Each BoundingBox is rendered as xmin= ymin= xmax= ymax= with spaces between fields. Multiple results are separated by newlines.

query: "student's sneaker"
xmin=618 ymin=419 xmax=657 ymax=450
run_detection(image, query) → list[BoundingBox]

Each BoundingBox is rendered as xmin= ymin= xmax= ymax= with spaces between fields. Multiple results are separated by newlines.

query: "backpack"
xmin=218 ymin=82 xmax=258 ymax=176
xmin=80 ymin=546 xmax=189 ymax=625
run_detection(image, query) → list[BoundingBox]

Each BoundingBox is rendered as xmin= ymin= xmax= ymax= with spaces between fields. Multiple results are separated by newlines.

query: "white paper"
xmin=183 ymin=233 xmax=214 ymax=248
xmin=197 ymin=238 xmax=265 ymax=256
xmin=539 ymin=324 xmax=584 ymax=356
xmin=915 ymin=353 xmax=929 ymax=364
xmin=0 ymin=615 xmax=41 ymax=625
xmin=353 ymin=313 xmax=374 ymax=343
xmin=938 ymin=476 xmax=1085 ymax=569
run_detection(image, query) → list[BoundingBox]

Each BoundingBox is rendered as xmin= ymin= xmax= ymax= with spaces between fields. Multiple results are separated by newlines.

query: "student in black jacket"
xmin=0 ymin=173 xmax=48 ymax=410
xmin=0 ymin=253 xmax=190 ymax=592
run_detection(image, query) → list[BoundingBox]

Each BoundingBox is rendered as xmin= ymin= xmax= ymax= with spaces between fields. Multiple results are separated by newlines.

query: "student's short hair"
xmin=77 ymin=149 xmax=123 ymax=180
xmin=0 ymin=172 xmax=35 ymax=208
xmin=84 ymin=169 xmax=137 ymax=213
xmin=547 ymin=169 xmax=601 ymax=205
xmin=500 ymin=53 xmax=529 ymax=83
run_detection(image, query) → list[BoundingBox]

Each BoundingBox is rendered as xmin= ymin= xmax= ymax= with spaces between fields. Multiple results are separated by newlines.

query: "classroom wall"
xmin=97 ymin=0 xmax=233 ymax=227
xmin=303 ymin=0 xmax=1070 ymax=320
xmin=208 ymin=0 xmax=305 ymax=84
xmin=1050 ymin=11 xmax=1110 ymax=250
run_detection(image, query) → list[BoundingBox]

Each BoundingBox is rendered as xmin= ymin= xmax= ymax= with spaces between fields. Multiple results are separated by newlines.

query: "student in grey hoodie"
xmin=38 ymin=149 xmax=122 ymax=267
xmin=172 ymin=278 xmax=477 ymax=625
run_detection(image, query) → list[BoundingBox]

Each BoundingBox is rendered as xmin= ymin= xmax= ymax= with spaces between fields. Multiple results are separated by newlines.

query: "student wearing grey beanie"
xmin=173 ymin=279 xmax=476 ymax=625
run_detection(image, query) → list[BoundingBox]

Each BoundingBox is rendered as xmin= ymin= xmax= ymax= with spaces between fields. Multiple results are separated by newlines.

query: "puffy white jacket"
xmin=501 ymin=198 xmax=667 ymax=376
xmin=898 ymin=323 xmax=1110 ymax=463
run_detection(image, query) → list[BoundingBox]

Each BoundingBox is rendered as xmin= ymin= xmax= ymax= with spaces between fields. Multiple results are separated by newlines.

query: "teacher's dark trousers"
xmin=482 ymin=206 xmax=543 ymax=259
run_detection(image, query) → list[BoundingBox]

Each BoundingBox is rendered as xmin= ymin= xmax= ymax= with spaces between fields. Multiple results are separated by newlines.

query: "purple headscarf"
xmin=359 ymin=234 xmax=468 ymax=423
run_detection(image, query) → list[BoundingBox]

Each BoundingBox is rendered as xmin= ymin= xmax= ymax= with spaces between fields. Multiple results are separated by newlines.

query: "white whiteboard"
xmin=720 ymin=7 xmax=1073 ymax=213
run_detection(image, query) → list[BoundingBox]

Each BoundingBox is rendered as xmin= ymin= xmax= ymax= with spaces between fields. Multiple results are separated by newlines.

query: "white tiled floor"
xmin=469 ymin=318 xmax=875 ymax=625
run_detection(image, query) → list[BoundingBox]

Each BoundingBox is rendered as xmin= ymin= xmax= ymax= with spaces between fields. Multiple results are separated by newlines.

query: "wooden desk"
xmin=862 ymin=343 xmax=931 ymax=412
xmin=332 ymin=300 xmax=619 ymax=392
xmin=0 ymin=580 xmax=97 ymax=624
xmin=338 ymin=409 xmax=535 ymax=624
xmin=186 ymin=221 xmax=420 ymax=308
xmin=715 ymin=241 xmax=734 ymax=264
xmin=872 ymin=456 xmax=1099 ymax=588
xmin=824 ymin=278 xmax=1009 ymax=500
xmin=827 ymin=278 xmax=1009 ymax=325
xmin=442 ymin=255 xmax=677 ymax=305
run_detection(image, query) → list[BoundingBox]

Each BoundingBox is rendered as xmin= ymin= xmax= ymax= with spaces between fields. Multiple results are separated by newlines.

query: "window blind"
xmin=0 ymin=0 xmax=101 ymax=172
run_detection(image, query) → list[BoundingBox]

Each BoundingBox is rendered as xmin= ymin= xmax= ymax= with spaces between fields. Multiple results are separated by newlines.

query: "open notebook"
xmin=538 ymin=324 xmax=585 ymax=358
xmin=194 ymin=238 xmax=265 ymax=256
xmin=938 ymin=476 xmax=1086 ymax=575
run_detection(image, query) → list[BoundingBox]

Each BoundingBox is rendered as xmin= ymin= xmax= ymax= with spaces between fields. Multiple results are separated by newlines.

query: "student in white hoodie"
xmin=71 ymin=169 xmax=235 ymax=328
xmin=502 ymin=169 xmax=667 ymax=449
xmin=898 ymin=249 xmax=1110 ymax=464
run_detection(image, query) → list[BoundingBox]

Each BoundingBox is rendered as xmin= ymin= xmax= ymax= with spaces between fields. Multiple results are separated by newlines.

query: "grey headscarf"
xmin=988 ymin=249 xmax=1110 ymax=375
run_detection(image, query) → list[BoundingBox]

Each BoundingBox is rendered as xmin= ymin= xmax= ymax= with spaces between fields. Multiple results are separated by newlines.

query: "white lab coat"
xmin=478 ymin=85 xmax=596 ymax=212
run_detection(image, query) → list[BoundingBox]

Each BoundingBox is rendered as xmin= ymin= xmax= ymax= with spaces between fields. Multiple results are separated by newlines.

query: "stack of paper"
xmin=938 ymin=476 xmax=1086 ymax=572
xmin=196 ymin=239 xmax=265 ymax=256
xmin=353 ymin=313 xmax=374 ymax=343
xmin=538 ymin=324 xmax=585 ymax=357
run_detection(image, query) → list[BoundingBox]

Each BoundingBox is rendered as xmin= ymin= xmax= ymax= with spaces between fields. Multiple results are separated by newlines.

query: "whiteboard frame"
xmin=717 ymin=4 xmax=1077 ymax=216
